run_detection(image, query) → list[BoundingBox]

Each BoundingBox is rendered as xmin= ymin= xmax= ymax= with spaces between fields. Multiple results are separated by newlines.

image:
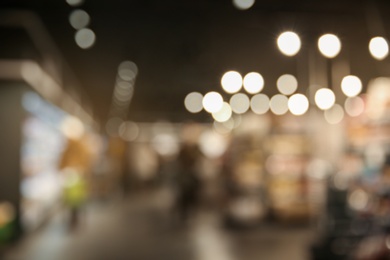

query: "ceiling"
xmin=1 ymin=0 xmax=390 ymax=125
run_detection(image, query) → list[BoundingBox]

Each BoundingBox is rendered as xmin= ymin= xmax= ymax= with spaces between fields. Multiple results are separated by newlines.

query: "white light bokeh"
xmin=152 ymin=133 xmax=179 ymax=157
xmin=341 ymin=75 xmax=362 ymax=97
xmin=185 ymin=92 xmax=203 ymax=113
xmin=69 ymin=9 xmax=90 ymax=30
xmin=288 ymin=94 xmax=309 ymax=115
xmin=324 ymin=104 xmax=344 ymax=124
xmin=106 ymin=117 xmax=123 ymax=137
xmin=243 ymin=72 xmax=264 ymax=94
xmin=66 ymin=0 xmax=84 ymax=6
xmin=315 ymin=88 xmax=336 ymax=110
xmin=344 ymin=96 xmax=365 ymax=117
xmin=269 ymin=94 xmax=289 ymax=115
xmin=212 ymin=102 xmax=232 ymax=122
xmin=119 ymin=121 xmax=139 ymax=141
xmin=369 ymin=37 xmax=389 ymax=60
xmin=221 ymin=71 xmax=242 ymax=94
xmin=277 ymin=31 xmax=301 ymax=56
xmin=203 ymin=92 xmax=224 ymax=113
xmin=119 ymin=61 xmax=139 ymax=75
xmin=250 ymin=94 xmax=269 ymax=114
xmin=277 ymin=74 xmax=298 ymax=95
xmin=198 ymin=130 xmax=228 ymax=158
xmin=75 ymin=28 xmax=96 ymax=49
xmin=318 ymin=34 xmax=341 ymax=58
xmin=232 ymin=0 xmax=255 ymax=10
xmin=61 ymin=116 xmax=85 ymax=140
xmin=230 ymin=93 xmax=250 ymax=114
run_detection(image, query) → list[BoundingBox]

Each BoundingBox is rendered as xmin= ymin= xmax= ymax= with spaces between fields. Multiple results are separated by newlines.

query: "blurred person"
xmin=174 ymin=141 xmax=202 ymax=223
xmin=59 ymin=136 xmax=93 ymax=229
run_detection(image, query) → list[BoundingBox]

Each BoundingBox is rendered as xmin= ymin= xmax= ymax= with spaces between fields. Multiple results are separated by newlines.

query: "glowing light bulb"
xmin=212 ymin=102 xmax=232 ymax=122
xmin=221 ymin=71 xmax=242 ymax=94
xmin=243 ymin=72 xmax=264 ymax=94
xmin=203 ymin=92 xmax=223 ymax=113
xmin=277 ymin=31 xmax=301 ymax=56
xmin=318 ymin=34 xmax=341 ymax=58
xmin=288 ymin=94 xmax=309 ymax=115
xmin=315 ymin=88 xmax=335 ymax=110
xmin=369 ymin=37 xmax=389 ymax=60
xmin=341 ymin=75 xmax=362 ymax=97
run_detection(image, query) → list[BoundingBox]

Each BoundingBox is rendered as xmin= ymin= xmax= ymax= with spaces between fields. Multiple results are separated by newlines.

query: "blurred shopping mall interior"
xmin=1 ymin=0 xmax=390 ymax=259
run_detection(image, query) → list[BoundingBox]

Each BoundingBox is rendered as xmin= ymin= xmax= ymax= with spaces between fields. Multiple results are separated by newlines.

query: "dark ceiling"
xmin=2 ymin=0 xmax=390 ymax=124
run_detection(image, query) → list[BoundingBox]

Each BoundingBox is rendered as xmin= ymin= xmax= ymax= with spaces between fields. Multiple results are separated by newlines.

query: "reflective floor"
xmin=4 ymin=188 xmax=313 ymax=260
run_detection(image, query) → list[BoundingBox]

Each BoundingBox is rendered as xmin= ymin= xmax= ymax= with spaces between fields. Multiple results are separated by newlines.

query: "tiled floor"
xmin=4 ymin=189 xmax=314 ymax=260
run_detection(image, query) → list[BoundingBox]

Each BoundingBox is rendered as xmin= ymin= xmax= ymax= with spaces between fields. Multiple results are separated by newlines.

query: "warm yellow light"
xmin=203 ymin=92 xmax=223 ymax=113
xmin=277 ymin=31 xmax=301 ymax=56
xmin=369 ymin=37 xmax=389 ymax=60
xmin=212 ymin=102 xmax=232 ymax=122
xmin=61 ymin=116 xmax=85 ymax=140
xmin=344 ymin=96 xmax=365 ymax=117
xmin=184 ymin=92 xmax=203 ymax=113
xmin=221 ymin=71 xmax=242 ymax=94
xmin=243 ymin=72 xmax=264 ymax=94
xmin=230 ymin=93 xmax=250 ymax=114
xmin=75 ymin=28 xmax=96 ymax=49
xmin=250 ymin=94 xmax=269 ymax=114
xmin=269 ymin=94 xmax=289 ymax=115
xmin=288 ymin=94 xmax=309 ymax=115
xmin=232 ymin=0 xmax=255 ymax=10
xmin=277 ymin=74 xmax=298 ymax=95
xmin=341 ymin=75 xmax=362 ymax=97
xmin=324 ymin=104 xmax=344 ymax=124
xmin=318 ymin=34 xmax=341 ymax=58
xmin=315 ymin=88 xmax=335 ymax=110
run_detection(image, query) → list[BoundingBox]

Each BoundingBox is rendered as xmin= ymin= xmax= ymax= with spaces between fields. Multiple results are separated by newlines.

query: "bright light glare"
xmin=324 ymin=104 xmax=344 ymax=124
xmin=345 ymin=96 xmax=365 ymax=117
xmin=69 ymin=9 xmax=90 ymax=30
xmin=203 ymin=92 xmax=223 ymax=113
xmin=61 ymin=116 xmax=85 ymax=140
xmin=221 ymin=71 xmax=242 ymax=94
xmin=318 ymin=34 xmax=341 ymax=58
xmin=232 ymin=0 xmax=255 ymax=10
xmin=75 ymin=28 xmax=96 ymax=49
xmin=315 ymin=88 xmax=335 ymax=110
xmin=277 ymin=74 xmax=298 ymax=95
xmin=341 ymin=75 xmax=362 ymax=97
xmin=277 ymin=31 xmax=301 ymax=56
xmin=369 ymin=37 xmax=389 ymax=60
xmin=288 ymin=94 xmax=309 ymax=115
xmin=250 ymin=94 xmax=269 ymax=114
xmin=212 ymin=102 xmax=232 ymax=122
xmin=269 ymin=94 xmax=289 ymax=115
xmin=185 ymin=92 xmax=203 ymax=113
xmin=230 ymin=93 xmax=250 ymax=114
xmin=243 ymin=72 xmax=264 ymax=94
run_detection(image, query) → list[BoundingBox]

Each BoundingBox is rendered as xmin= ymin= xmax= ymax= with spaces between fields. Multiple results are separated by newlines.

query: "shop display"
xmin=20 ymin=92 xmax=67 ymax=231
